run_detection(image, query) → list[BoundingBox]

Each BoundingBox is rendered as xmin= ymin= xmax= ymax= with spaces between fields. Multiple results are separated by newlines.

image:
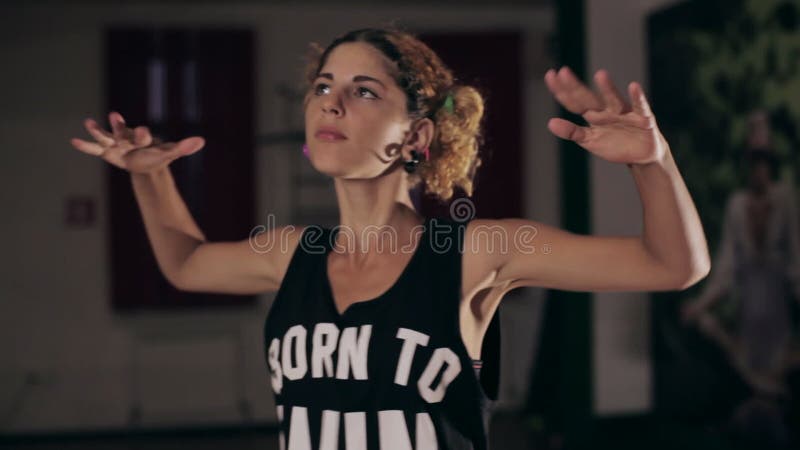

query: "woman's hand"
xmin=70 ymin=111 xmax=205 ymax=174
xmin=544 ymin=67 xmax=667 ymax=166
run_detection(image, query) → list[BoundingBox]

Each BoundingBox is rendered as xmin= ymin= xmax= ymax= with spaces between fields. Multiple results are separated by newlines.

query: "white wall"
xmin=0 ymin=2 xmax=556 ymax=432
xmin=588 ymin=0 xmax=680 ymax=416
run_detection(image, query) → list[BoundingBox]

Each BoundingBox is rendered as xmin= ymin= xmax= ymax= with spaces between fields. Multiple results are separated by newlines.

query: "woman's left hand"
xmin=544 ymin=67 xmax=667 ymax=166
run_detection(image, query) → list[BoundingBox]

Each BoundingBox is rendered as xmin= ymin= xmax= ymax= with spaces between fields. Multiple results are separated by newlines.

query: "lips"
xmin=314 ymin=127 xmax=347 ymax=141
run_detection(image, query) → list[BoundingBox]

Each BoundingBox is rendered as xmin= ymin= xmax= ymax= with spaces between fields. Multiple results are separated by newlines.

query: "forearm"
xmin=630 ymin=145 xmax=711 ymax=287
xmin=130 ymin=167 xmax=207 ymax=286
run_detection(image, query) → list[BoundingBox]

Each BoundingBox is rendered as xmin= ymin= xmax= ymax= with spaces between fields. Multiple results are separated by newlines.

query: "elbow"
xmin=166 ymin=266 xmax=193 ymax=292
xmin=675 ymin=270 xmax=709 ymax=291
xmin=673 ymin=258 xmax=711 ymax=291
xmin=671 ymin=241 xmax=712 ymax=290
xmin=648 ymin=245 xmax=711 ymax=291
xmin=165 ymin=272 xmax=187 ymax=292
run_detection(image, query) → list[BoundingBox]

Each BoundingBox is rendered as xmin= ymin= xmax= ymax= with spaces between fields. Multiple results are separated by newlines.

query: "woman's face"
xmin=304 ymin=42 xmax=416 ymax=179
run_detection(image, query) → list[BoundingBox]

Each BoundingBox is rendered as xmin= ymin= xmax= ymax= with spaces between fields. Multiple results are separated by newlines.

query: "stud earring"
xmin=404 ymin=149 xmax=421 ymax=174
xmin=302 ymin=143 xmax=309 ymax=158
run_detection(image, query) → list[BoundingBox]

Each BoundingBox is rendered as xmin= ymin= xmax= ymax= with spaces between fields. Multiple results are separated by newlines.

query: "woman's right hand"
xmin=70 ymin=111 xmax=205 ymax=174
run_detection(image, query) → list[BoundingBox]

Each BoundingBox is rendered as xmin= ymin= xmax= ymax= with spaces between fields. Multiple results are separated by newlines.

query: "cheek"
xmin=350 ymin=104 xmax=407 ymax=144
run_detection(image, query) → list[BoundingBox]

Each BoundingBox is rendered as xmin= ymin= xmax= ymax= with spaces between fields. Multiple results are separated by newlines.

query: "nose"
xmin=321 ymin=96 xmax=343 ymax=117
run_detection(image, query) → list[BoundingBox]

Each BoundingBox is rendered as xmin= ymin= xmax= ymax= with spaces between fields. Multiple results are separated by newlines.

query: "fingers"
xmin=119 ymin=124 xmax=157 ymax=155
xmin=132 ymin=126 xmax=153 ymax=147
xmin=594 ymin=70 xmax=630 ymax=114
xmin=104 ymin=112 xmax=154 ymax=154
xmin=70 ymin=137 xmax=106 ymax=156
xmin=628 ymin=81 xmax=653 ymax=118
xmin=545 ymin=67 xmax=651 ymax=119
xmin=547 ymin=117 xmax=588 ymax=143
xmin=109 ymin=111 xmax=132 ymax=142
xmin=73 ymin=112 xmax=160 ymax=159
xmin=72 ymin=111 xmax=201 ymax=168
xmin=156 ymin=137 xmax=205 ymax=161
xmin=171 ymin=137 xmax=206 ymax=156
xmin=544 ymin=67 xmax=603 ymax=115
xmin=84 ymin=118 xmax=115 ymax=147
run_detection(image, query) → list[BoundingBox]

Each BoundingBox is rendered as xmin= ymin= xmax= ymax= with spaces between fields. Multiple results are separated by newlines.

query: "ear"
xmin=401 ymin=117 xmax=435 ymax=160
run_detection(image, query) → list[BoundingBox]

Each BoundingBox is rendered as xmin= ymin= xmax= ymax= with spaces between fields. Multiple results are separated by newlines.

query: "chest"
xmin=326 ymin=251 xmax=416 ymax=315
xmin=320 ymin=225 xmax=505 ymax=362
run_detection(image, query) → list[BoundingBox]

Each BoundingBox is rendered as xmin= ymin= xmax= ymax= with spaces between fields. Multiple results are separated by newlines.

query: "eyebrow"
xmin=317 ymin=72 xmax=387 ymax=89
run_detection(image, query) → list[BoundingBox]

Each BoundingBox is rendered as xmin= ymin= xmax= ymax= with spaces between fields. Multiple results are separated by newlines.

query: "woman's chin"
xmin=308 ymin=158 xmax=347 ymax=178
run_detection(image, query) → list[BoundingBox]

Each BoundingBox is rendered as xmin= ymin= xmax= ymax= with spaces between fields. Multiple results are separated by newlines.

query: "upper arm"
xmin=174 ymin=225 xmax=307 ymax=295
xmin=464 ymin=218 xmax=692 ymax=294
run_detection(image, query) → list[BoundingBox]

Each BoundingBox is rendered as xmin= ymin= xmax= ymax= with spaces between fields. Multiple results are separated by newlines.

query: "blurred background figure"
xmin=681 ymin=109 xmax=800 ymax=449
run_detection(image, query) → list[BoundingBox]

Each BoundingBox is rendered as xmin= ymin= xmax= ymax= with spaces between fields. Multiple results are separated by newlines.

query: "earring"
xmin=404 ymin=149 xmax=421 ymax=173
xmin=302 ymin=143 xmax=309 ymax=158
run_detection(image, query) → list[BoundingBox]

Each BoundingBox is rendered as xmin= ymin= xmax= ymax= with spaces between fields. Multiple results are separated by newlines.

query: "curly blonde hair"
xmin=303 ymin=28 xmax=485 ymax=202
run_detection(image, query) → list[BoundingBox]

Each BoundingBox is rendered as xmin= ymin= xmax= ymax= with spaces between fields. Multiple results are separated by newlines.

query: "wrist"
xmin=132 ymin=166 xmax=169 ymax=181
xmin=628 ymin=135 xmax=672 ymax=169
xmin=627 ymin=146 xmax=676 ymax=178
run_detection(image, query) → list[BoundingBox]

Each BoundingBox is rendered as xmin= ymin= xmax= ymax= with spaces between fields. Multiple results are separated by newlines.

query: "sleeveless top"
xmin=263 ymin=216 xmax=501 ymax=449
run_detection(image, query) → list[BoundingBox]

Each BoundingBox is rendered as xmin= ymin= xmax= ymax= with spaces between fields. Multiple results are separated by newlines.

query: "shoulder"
xmin=256 ymin=223 xmax=310 ymax=250
xmin=461 ymin=217 xmax=532 ymax=261
xmin=259 ymin=224 xmax=316 ymax=282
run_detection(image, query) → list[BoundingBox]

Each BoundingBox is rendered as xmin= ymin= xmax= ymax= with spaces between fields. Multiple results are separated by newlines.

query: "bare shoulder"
xmin=176 ymin=223 xmax=310 ymax=295
xmin=258 ymin=224 xmax=311 ymax=284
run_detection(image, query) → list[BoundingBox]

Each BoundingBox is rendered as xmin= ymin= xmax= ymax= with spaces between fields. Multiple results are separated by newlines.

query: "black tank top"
xmin=263 ymin=216 xmax=501 ymax=449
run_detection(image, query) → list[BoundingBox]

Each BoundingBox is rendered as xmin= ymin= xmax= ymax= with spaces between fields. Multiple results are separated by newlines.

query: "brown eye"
xmin=314 ymin=83 xmax=330 ymax=95
xmin=356 ymin=86 xmax=378 ymax=99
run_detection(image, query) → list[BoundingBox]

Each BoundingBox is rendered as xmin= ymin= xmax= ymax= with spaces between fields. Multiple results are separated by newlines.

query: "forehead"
xmin=319 ymin=42 xmax=398 ymax=82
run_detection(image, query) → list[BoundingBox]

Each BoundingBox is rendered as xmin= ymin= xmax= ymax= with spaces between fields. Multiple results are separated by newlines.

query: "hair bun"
xmin=417 ymin=85 xmax=485 ymax=200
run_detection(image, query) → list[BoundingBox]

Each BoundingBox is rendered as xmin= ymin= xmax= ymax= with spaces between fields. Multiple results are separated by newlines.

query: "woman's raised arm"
xmin=464 ymin=67 xmax=710 ymax=297
xmin=71 ymin=112 xmax=301 ymax=295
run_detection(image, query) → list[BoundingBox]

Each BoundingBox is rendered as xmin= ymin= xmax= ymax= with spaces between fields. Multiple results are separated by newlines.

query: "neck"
xmin=332 ymin=169 xmax=423 ymax=254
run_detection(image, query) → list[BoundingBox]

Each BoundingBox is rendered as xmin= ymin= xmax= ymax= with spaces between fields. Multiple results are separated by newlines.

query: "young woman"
xmin=71 ymin=27 xmax=710 ymax=450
